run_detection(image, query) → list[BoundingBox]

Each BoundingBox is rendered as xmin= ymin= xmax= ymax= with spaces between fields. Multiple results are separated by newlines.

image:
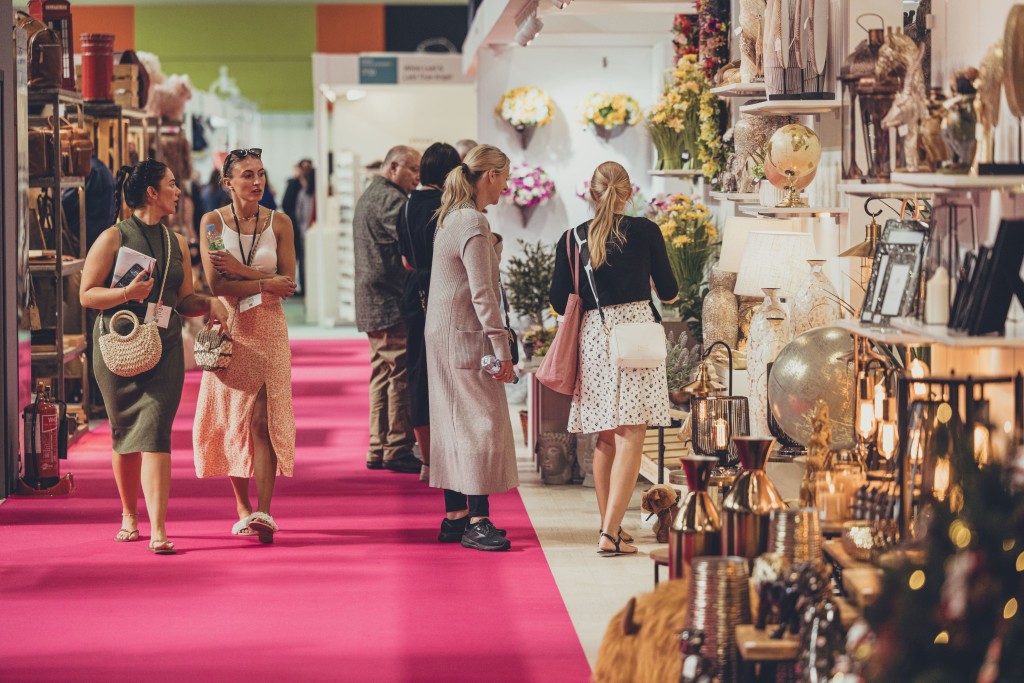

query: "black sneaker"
xmin=439 ymin=517 xmax=507 ymax=543
xmin=366 ymin=459 xmax=384 ymax=470
xmin=461 ymin=519 xmax=511 ymax=551
xmin=383 ymin=454 xmax=423 ymax=474
xmin=438 ymin=516 xmax=470 ymax=543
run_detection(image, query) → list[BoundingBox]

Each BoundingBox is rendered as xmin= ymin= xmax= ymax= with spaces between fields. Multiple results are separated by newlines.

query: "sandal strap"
xmin=599 ymin=531 xmax=620 ymax=551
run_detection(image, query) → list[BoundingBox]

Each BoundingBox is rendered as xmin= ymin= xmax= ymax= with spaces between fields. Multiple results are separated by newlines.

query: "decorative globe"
xmin=765 ymin=124 xmax=822 ymax=191
xmin=767 ymin=326 xmax=856 ymax=448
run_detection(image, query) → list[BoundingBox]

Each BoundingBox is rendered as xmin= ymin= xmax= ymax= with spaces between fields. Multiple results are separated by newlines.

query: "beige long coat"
xmin=425 ymin=204 xmax=518 ymax=496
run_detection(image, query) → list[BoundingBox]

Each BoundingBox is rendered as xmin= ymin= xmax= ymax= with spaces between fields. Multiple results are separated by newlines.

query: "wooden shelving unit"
xmin=890 ymin=172 xmax=1024 ymax=192
xmin=739 ymin=99 xmax=842 ymax=116
xmin=710 ymin=82 xmax=767 ymax=98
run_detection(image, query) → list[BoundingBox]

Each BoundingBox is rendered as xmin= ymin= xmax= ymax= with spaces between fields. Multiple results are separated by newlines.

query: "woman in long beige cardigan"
xmin=425 ymin=144 xmax=517 ymax=552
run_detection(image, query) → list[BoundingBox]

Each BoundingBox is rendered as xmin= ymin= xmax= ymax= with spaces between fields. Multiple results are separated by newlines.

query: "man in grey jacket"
xmin=353 ymin=145 xmax=422 ymax=473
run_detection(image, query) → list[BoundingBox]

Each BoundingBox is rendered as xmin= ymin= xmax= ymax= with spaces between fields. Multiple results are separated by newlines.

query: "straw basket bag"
xmin=98 ymin=225 xmax=170 ymax=378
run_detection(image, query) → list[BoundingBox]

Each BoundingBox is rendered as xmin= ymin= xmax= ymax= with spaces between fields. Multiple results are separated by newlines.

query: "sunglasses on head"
xmin=229 ymin=148 xmax=262 ymax=159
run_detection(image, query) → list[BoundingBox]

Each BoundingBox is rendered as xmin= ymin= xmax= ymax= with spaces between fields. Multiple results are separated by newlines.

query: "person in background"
xmin=353 ymin=145 xmax=421 ymax=474
xmin=194 ymin=148 xmax=298 ymax=544
xmin=200 ymin=169 xmax=230 ymax=218
xmin=259 ymin=174 xmax=278 ymax=211
xmin=549 ymin=161 xmax=678 ymax=557
xmin=427 ymin=144 xmax=517 ymax=552
xmin=79 ymin=159 xmax=230 ymax=555
xmin=454 ymin=139 xmax=478 ymax=161
xmin=292 ymin=161 xmax=315 ymax=295
xmin=62 ymin=153 xmax=116 ymax=250
xmin=396 ymin=142 xmax=462 ymax=482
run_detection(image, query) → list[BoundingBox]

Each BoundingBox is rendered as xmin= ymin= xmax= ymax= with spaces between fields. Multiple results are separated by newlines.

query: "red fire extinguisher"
xmin=23 ymin=382 xmax=63 ymax=488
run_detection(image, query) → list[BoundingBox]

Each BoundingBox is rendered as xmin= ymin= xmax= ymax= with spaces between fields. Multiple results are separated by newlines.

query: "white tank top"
xmin=217 ymin=209 xmax=279 ymax=276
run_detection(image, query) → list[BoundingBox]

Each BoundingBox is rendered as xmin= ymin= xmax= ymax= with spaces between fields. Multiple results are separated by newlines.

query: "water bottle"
xmin=205 ymin=224 xmax=225 ymax=252
xmin=481 ymin=355 xmax=519 ymax=384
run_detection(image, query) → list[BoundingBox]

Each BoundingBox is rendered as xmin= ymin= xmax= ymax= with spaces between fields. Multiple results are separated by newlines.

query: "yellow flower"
xmin=672 ymin=235 xmax=692 ymax=247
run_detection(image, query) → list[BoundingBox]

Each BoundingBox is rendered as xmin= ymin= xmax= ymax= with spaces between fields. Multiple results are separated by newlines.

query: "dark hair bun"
xmin=112 ymin=159 xmax=169 ymax=221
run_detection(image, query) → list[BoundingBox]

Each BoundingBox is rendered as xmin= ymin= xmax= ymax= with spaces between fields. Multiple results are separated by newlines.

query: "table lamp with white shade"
xmin=734 ymin=231 xmax=818 ymax=437
xmin=715 ymin=217 xmax=799 ymax=352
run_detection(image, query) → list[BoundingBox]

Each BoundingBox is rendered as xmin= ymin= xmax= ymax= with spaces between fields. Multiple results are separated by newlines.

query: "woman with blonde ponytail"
xmin=549 ymin=161 xmax=679 ymax=557
xmin=425 ymin=144 xmax=518 ymax=552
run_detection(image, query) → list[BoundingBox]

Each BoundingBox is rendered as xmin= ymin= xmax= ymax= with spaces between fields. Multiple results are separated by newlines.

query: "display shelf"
xmin=739 ymin=99 xmax=842 ymax=116
xmin=889 ymin=319 xmax=1024 ymax=349
xmin=838 ymin=182 xmax=948 ymax=198
xmin=832 ymin=319 xmax=930 ymax=345
xmin=29 ymin=176 xmax=84 ymax=190
xmin=709 ymin=191 xmax=761 ymax=203
xmin=736 ymin=625 xmax=799 ymax=662
xmin=27 ymin=87 xmax=82 ymax=106
xmin=648 ymin=169 xmax=703 ymax=178
xmin=31 ymin=336 xmax=87 ymax=365
xmin=757 ymin=206 xmax=848 ymax=217
xmin=29 ymin=258 xmax=85 ymax=276
xmin=891 ymin=172 xmax=1024 ymax=191
xmin=710 ymin=82 xmax=767 ymax=97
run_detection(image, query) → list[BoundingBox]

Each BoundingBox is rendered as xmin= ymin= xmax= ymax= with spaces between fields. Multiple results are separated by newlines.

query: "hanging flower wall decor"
xmin=495 ymin=86 xmax=555 ymax=149
xmin=578 ymin=92 xmax=642 ymax=140
xmin=503 ymin=163 xmax=556 ymax=226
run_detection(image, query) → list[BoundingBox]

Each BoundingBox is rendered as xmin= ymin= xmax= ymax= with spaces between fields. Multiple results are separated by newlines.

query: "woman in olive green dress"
xmin=80 ymin=159 xmax=230 ymax=554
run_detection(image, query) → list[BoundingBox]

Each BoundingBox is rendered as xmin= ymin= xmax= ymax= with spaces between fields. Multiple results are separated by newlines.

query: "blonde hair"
xmin=437 ymin=144 xmax=510 ymax=225
xmin=588 ymin=161 xmax=633 ymax=268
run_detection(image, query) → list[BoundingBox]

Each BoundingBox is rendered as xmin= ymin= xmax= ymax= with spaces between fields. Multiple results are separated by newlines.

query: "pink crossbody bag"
xmin=536 ymin=230 xmax=582 ymax=395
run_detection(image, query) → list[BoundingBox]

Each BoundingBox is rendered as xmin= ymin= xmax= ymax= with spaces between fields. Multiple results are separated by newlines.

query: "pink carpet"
xmin=0 ymin=339 xmax=591 ymax=682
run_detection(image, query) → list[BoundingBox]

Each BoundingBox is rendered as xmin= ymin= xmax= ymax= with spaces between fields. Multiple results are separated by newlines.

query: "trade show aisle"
xmin=0 ymin=340 xmax=591 ymax=683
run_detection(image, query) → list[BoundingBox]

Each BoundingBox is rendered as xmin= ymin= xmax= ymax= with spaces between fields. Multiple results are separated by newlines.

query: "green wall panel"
xmin=135 ymin=4 xmax=317 ymax=112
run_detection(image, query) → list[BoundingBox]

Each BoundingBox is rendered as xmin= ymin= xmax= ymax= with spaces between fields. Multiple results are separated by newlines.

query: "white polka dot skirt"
xmin=568 ymin=301 xmax=671 ymax=434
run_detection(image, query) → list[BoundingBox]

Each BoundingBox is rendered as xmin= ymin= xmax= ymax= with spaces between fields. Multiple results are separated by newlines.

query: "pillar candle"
xmin=925 ymin=266 xmax=950 ymax=326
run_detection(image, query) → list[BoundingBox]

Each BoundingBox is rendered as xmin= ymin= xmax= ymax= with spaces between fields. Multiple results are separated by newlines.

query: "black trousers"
xmin=443 ymin=489 xmax=489 ymax=518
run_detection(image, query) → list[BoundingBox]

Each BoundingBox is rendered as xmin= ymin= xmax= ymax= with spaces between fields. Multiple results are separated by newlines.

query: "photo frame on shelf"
xmin=963 ymin=219 xmax=1024 ymax=336
xmin=861 ymin=242 xmax=925 ymax=325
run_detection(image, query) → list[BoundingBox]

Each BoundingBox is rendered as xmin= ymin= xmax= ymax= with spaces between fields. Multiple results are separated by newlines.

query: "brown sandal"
xmin=115 ymin=513 xmax=140 ymax=542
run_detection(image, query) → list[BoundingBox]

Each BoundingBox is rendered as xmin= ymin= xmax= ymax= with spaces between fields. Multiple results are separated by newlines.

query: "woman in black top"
xmin=549 ymin=161 xmax=678 ymax=557
xmin=397 ymin=142 xmax=462 ymax=482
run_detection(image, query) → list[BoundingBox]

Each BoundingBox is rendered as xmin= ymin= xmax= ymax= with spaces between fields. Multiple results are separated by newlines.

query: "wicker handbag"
xmin=98 ymin=226 xmax=170 ymax=378
xmin=193 ymin=325 xmax=233 ymax=371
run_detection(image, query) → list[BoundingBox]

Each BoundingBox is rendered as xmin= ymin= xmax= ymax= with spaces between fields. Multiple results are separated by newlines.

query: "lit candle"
xmin=713 ymin=417 xmax=730 ymax=452
xmin=909 ymin=358 xmax=930 ymax=400
xmin=933 ymin=457 xmax=951 ymax=501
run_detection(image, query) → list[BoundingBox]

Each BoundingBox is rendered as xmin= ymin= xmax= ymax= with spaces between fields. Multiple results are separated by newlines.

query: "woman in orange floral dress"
xmin=194 ymin=148 xmax=298 ymax=543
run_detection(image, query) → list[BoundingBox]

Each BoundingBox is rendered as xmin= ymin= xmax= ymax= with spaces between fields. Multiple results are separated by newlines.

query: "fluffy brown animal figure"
xmin=593 ymin=579 xmax=690 ymax=683
xmin=641 ymin=484 xmax=680 ymax=544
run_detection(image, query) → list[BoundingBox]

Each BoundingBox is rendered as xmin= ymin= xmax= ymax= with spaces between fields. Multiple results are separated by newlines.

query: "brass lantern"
xmin=839 ymin=14 xmax=896 ymax=181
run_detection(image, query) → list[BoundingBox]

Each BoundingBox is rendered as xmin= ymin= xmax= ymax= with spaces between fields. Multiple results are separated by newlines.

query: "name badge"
xmin=239 ymin=292 xmax=262 ymax=313
xmin=145 ymin=302 xmax=172 ymax=329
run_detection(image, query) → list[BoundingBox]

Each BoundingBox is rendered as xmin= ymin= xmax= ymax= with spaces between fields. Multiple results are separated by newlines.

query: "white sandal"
xmin=231 ymin=518 xmax=256 ymax=536
xmin=247 ymin=512 xmax=278 ymax=544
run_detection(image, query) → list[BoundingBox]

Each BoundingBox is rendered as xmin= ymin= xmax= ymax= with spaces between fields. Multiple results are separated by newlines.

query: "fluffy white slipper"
xmin=247 ymin=512 xmax=278 ymax=544
xmin=231 ymin=518 xmax=255 ymax=536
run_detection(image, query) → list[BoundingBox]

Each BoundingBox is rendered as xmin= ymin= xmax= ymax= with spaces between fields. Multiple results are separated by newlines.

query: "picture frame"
xmin=861 ymin=241 xmax=925 ymax=325
xmin=962 ymin=219 xmax=1024 ymax=335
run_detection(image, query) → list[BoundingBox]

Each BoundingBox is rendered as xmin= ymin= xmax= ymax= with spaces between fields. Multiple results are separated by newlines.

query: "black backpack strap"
xmin=572 ymin=225 xmax=605 ymax=324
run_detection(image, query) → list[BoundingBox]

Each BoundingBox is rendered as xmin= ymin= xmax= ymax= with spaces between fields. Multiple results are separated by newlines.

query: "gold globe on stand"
xmin=765 ymin=124 xmax=822 ymax=208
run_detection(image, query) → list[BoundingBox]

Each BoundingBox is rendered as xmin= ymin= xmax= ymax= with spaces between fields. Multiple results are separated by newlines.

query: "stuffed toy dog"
xmin=641 ymin=484 xmax=680 ymax=544
xmin=593 ymin=578 xmax=690 ymax=683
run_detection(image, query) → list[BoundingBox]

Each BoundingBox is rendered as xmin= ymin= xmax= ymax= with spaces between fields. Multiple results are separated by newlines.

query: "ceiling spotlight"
xmin=549 ymin=0 xmax=572 ymax=7
xmin=515 ymin=1 xmax=543 ymax=46
xmin=345 ymin=89 xmax=367 ymax=102
xmin=319 ymin=84 xmax=337 ymax=103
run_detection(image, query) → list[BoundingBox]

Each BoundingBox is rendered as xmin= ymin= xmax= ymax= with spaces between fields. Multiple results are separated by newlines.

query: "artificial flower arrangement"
xmin=578 ymin=92 xmax=642 ymax=134
xmin=504 ymin=163 xmax=556 ymax=208
xmin=575 ymin=180 xmax=646 ymax=217
xmin=495 ymin=86 xmax=555 ymax=130
xmin=648 ymin=192 xmax=719 ymax=341
xmin=647 ymin=53 xmax=727 ymax=182
xmin=504 ymin=163 xmax=556 ymax=226
xmin=696 ymin=0 xmax=731 ymax=81
xmin=672 ymin=14 xmax=699 ymax=62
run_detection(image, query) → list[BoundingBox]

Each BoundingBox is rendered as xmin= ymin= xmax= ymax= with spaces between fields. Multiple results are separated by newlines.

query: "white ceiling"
xmin=531 ymin=1 xmax=694 ymax=48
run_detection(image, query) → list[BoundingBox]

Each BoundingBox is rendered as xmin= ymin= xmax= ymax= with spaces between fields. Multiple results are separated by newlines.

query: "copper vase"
xmin=669 ymin=456 xmax=722 ymax=580
xmin=721 ymin=437 xmax=786 ymax=562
